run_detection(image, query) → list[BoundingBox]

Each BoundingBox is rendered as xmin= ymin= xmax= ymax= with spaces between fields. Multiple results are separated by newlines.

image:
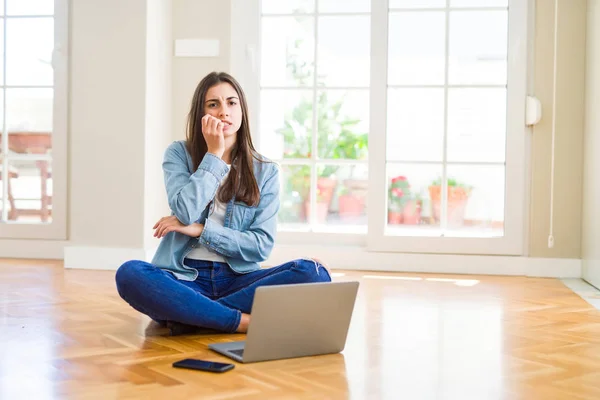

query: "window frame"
xmin=0 ymin=0 xmax=68 ymax=240
xmin=231 ymin=0 xmax=529 ymax=255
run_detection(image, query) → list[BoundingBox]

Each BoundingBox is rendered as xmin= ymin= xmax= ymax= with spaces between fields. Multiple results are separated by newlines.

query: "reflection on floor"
xmin=561 ymin=278 xmax=600 ymax=310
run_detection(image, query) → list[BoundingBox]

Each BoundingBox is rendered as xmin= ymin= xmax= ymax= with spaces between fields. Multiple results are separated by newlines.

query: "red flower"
xmin=392 ymin=176 xmax=407 ymax=184
xmin=392 ymin=188 xmax=404 ymax=197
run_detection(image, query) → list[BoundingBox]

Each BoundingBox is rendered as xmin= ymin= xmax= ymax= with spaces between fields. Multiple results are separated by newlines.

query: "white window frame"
xmin=231 ymin=0 xmax=529 ymax=255
xmin=0 ymin=0 xmax=68 ymax=240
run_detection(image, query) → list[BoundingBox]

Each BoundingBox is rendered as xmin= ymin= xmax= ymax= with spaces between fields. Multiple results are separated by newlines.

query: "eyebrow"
xmin=205 ymin=96 xmax=239 ymax=104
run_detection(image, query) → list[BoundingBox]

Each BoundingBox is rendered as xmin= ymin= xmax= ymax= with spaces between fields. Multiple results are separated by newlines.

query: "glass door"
xmin=367 ymin=0 xmax=527 ymax=255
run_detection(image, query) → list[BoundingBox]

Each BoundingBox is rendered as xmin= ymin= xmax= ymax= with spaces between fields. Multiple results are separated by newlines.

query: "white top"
xmin=186 ymin=166 xmax=230 ymax=263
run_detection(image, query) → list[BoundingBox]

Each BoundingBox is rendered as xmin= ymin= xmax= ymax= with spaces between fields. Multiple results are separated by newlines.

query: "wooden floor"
xmin=2 ymin=260 xmax=600 ymax=400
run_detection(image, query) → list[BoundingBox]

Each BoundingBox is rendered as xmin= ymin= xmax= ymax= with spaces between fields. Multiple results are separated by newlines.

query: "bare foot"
xmin=236 ymin=313 xmax=251 ymax=333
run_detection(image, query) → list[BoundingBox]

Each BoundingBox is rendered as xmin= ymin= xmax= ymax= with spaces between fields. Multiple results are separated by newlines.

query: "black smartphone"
xmin=172 ymin=358 xmax=235 ymax=373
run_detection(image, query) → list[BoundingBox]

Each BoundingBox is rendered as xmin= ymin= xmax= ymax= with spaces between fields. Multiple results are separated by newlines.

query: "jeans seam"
xmin=210 ymin=267 xmax=216 ymax=298
xmin=216 ymin=264 xmax=289 ymax=299
xmin=225 ymin=309 xmax=241 ymax=333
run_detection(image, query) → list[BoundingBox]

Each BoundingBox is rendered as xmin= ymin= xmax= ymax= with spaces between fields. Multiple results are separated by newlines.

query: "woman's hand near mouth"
xmin=202 ymin=114 xmax=226 ymax=158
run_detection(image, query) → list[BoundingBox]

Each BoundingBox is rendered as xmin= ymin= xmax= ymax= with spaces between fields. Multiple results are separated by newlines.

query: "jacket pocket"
xmin=233 ymin=201 xmax=256 ymax=230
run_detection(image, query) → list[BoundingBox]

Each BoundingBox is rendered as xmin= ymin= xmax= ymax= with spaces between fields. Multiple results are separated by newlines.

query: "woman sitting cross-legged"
xmin=115 ymin=72 xmax=331 ymax=335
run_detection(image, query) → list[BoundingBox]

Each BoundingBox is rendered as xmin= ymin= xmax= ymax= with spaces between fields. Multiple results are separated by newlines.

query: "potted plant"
xmin=277 ymin=41 xmax=368 ymax=223
xmin=279 ymin=165 xmax=310 ymax=224
xmin=388 ymin=176 xmax=422 ymax=225
xmin=428 ymin=177 xmax=472 ymax=226
xmin=337 ymin=178 xmax=368 ymax=219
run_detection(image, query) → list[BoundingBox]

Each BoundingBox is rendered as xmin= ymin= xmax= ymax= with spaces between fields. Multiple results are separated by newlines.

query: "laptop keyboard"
xmin=230 ymin=349 xmax=244 ymax=357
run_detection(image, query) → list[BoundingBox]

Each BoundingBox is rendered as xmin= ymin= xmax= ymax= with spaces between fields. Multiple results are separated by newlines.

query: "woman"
xmin=115 ymin=72 xmax=331 ymax=335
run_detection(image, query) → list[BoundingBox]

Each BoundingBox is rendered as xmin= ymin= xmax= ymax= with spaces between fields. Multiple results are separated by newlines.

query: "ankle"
xmin=235 ymin=313 xmax=251 ymax=333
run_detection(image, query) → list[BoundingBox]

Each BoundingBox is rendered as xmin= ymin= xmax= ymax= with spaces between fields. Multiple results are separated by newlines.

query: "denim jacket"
xmin=151 ymin=140 xmax=280 ymax=281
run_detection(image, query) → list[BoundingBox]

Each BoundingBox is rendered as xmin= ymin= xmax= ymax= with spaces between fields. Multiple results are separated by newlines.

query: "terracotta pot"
xmin=317 ymin=177 xmax=337 ymax=204
xmin=402 ymin=199 xmax=422 ymax=225
xmin=338 ymin=194 xmax=365 ymax=218
xmin=388 ymin=211 xmax=404 ymax=225
xmin=428 ymin=185 xmax=469 ymax=226
xmin=301 ymin=177 xmax=337 ymax=223
xmin=428 ymin=185 xmax=470 ymax=202
xmin=304 ymin=201 xmax=329 ymax=223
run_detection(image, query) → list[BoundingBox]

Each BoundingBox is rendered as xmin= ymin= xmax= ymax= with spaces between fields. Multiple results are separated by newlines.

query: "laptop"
xmin=208 ymin=280 xmax=359 ymax=363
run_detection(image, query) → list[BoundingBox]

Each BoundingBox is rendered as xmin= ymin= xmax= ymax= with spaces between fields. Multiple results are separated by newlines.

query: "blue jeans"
xmin=115 ymin=258 xmax=332 ymax=333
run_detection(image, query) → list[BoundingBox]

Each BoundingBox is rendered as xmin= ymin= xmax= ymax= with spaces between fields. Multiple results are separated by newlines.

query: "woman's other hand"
xmin=201 ymin=114 xmax=225 ymax=158
xmin=153 ymin=216 xmax=204 ymax=238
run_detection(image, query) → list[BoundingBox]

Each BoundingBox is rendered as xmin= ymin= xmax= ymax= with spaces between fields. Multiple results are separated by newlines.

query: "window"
xmin=258 ymin=0 xmax=371 ymax=233
xmin=0 ymin=0 xmax=68 ymax=239
xmin=232 ymin=0 xmax=527 ymax=255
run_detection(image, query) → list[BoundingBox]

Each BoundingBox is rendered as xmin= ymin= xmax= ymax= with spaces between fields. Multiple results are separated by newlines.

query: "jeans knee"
xmin=294 ymin=258 xmax=332 ymax=283
xmin=115 ymin=260 xmax=145 ymax=295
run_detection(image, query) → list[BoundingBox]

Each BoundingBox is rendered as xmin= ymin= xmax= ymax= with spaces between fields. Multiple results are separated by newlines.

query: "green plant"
xmin=276 ymin=38 xmax=368 ymax=201
xmin=430 ymin=176 xmax=472 ymax=190
xmin=277 ymin=92 xmax=367 ymax=169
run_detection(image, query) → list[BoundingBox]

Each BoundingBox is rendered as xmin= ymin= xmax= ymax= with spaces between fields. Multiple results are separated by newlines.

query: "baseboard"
xmin=48 ymin=244 xmax=584 ymax=278
xmin=0 ymin=239 xmax=66 ymax=259
xmin=265 ymin=245 xmax=582 ymax=278
xmin=64 ymin=246 xmax=153 ymax=270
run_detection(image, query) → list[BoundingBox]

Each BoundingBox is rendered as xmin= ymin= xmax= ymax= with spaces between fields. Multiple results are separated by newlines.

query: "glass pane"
xmin=261 ymin=17 xmax=314 ymax=87
xmin=389 ymin=0 xmax=445 ymax=8
xmin=262 ymin=0 xmax=314 ymax=14
xmin=260 ymin=90 xmax=313 ymax=159
xmin=450 ymin=0 xmax=508 ymax=7
xmin=0 ymin=20 xmax=4 ymax=82
xmin=445 ymin=166 xmax=504 ymax=236
xmin=317 ymin=90 xmax=369 ymax=160
xmin=7 ymin=0 xmax=54 ymax=15
xmin=0 ymin=0 xmax=3 ymax=15
xmin=0 ymin=159 xmax=52 ymax=223
xmin=319 ymin=0 xmax=370 ymax=13
xmin=386 ymin=163 xmax=442 ymax=232
xmin=448 ymin=11 xmax=508 ymax=85
xmin=6 ymin=88 xmax=54 ymax=136
xmin=6 ymin=18 xmax=54 ymax=86
xmin=0 ymin=88 xmax=3 ymax=135
xmin=279 ymin=164 xmax=311 ymax=225
xmin=323 ymin=164 xmax=368 ymax=229
xmin=318 ymin=16 xmax=370 ymax=87
xmin=447 ymin=88 xmax=506 ymax=162
xmin=387 ymin=89 xmax=444 ymax=162
xmin=388 ymin=12 xmax=446 ymax=85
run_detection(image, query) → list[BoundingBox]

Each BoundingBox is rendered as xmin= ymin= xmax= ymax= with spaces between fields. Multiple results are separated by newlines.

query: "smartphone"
xmin=172 ymin=358 xmax=235 ymax=373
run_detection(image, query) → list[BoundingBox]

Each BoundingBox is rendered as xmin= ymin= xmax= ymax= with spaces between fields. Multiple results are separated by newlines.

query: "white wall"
xmin=70 ymin=0 xmax=147 ymax=248
xmin=172 ymin=0 xmax=230 ymax=142
xmin=529 ymin=0 xmax=587 ymax=259
xmin=65 ymin=0 xmax=177 ymax=267
xmin=582 ymin=0 xmax=600 ymax=288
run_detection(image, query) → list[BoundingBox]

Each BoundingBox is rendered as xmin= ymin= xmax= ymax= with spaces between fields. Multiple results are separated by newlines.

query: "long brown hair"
xmin=186 ymin=72 xmax=262 ymax=206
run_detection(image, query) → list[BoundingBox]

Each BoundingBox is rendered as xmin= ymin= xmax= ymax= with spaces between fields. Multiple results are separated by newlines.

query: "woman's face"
xmin=203 ymin=82 xmax=243 ymax=137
